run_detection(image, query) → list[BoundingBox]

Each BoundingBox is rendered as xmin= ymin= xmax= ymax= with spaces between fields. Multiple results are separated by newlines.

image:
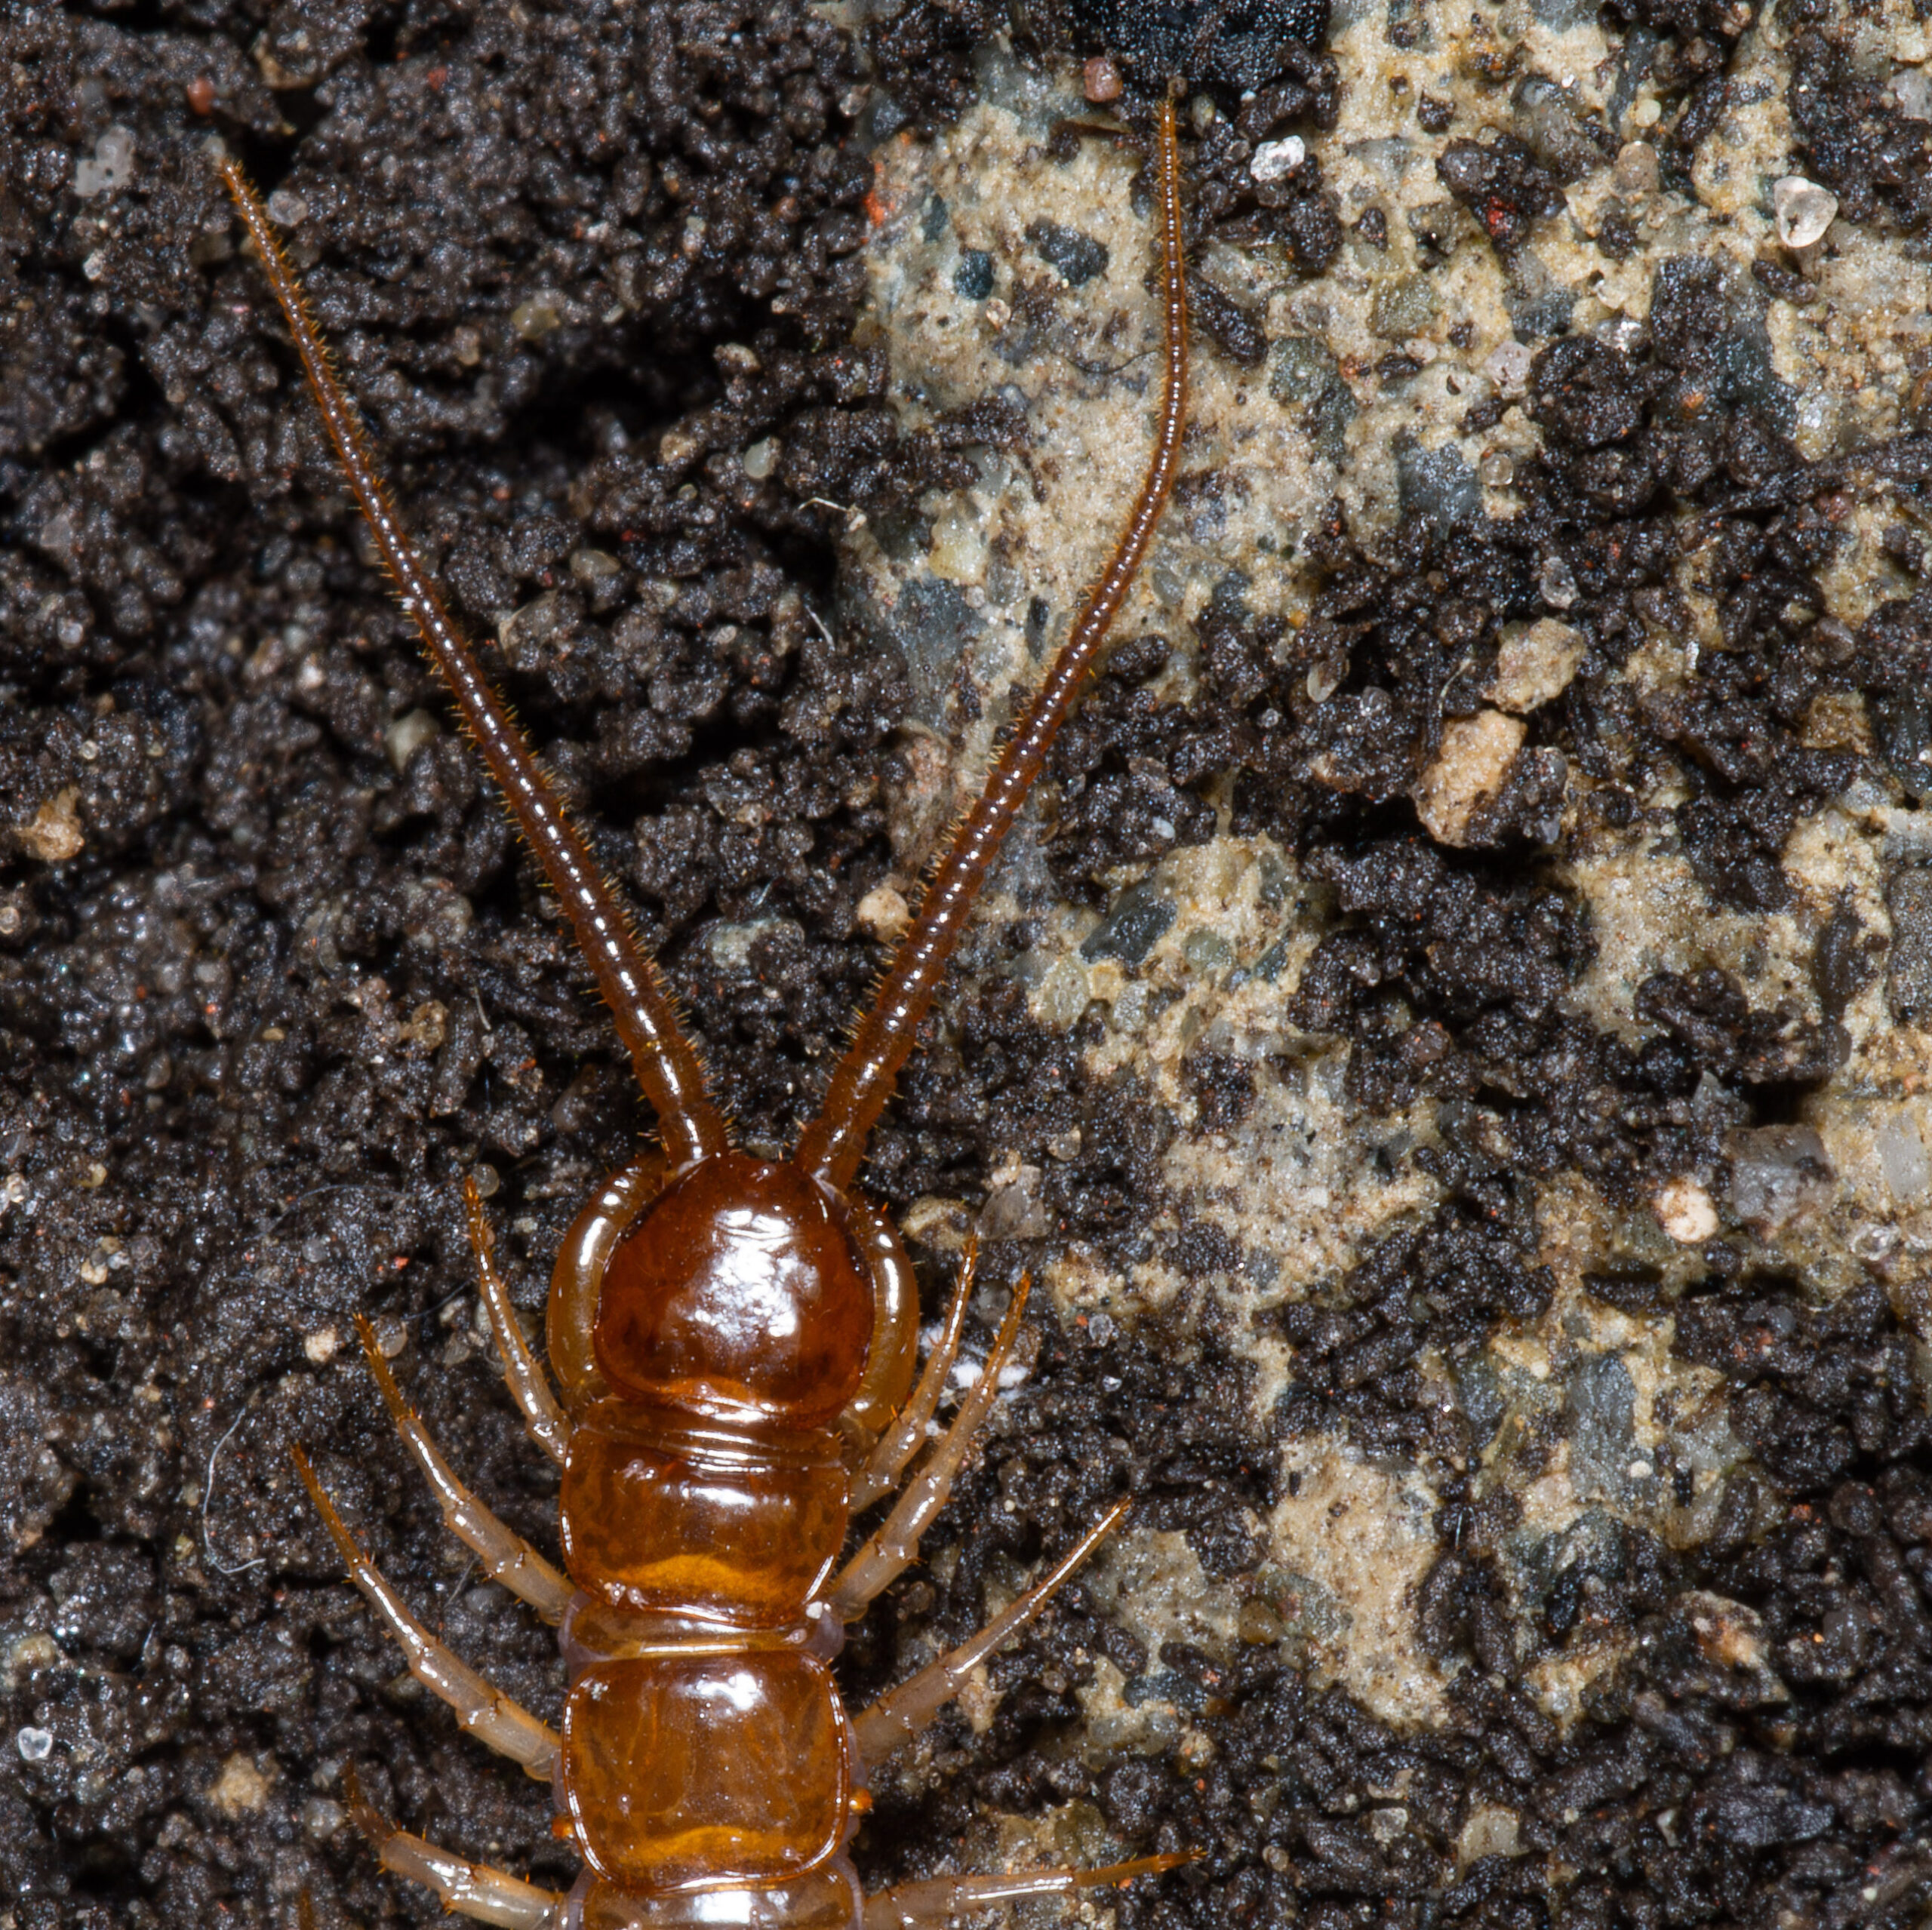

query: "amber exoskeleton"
xmin=219 ymin=85 xmax=1191 ymax=1930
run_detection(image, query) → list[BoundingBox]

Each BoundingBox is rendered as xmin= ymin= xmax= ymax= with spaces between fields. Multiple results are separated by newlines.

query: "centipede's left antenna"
xmin=217 ymin=157 xmax=728 ymax=1171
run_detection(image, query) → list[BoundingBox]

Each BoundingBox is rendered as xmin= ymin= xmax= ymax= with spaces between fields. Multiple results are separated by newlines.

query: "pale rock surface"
xmin=1412 ymin=711 xmax=1527 ymax=845
xmin=841 ymin=0 xmax=1932 ymax=1780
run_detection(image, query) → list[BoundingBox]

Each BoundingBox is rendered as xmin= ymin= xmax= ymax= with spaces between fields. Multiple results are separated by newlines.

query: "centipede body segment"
xmin=220 ymin=85 xmax=1192 ymax=1930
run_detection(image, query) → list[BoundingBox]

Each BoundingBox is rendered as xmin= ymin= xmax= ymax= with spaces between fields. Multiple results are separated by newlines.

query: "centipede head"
xmin=592 ymin=1151 xmax=874 ymax=1428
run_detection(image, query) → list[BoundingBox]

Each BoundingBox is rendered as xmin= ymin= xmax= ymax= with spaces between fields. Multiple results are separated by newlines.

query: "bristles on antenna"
xmin=217 ymin=155 xmax=728 ymax=1169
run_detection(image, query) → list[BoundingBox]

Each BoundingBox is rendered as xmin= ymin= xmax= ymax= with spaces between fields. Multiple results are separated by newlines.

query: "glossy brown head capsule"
xmin=228 ymin=85 xmax=1193 ymax=1930
xmin=592 ymin=1153 xmax=875 ymax=1426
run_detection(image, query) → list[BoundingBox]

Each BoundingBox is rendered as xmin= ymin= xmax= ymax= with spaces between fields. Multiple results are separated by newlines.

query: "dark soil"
xmin=4 ymin=2 xmax=1932 ymax=1929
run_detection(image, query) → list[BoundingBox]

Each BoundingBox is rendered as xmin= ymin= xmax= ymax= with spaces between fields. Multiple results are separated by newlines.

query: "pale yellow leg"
xmin=862 ymin=1852 xmax=1191 ymax=1929
xmin=345 ymin=1770 xmax=566 ymax=1928
xmin=829 ymin=1275 xmax=1029 ymax=1620
xmin=853 ymin=1499 xmax=1130 ymax=1763
xmin=851 ymin=1239 xmax=978 ymax=1512
xmin=293 ymin=1450 xmax=559 ymax=1780
xmin=466 ymin=1176 xmax=571 ymax=1466
xmin=355 ymin=1317 xmax=572 ymax=1624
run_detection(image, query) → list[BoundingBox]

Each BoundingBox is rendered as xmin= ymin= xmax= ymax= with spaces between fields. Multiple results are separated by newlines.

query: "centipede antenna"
xmin=795 ymin=94 xmax=1188 ymax=1191
xmin=217 ymin=157 xmax=728 ymax=1172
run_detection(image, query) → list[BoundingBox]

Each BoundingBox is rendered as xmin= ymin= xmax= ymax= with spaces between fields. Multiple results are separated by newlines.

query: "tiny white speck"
xmin=1891 ymin=68 xmax=1932 ymax=119
xmin=1251 ymin=136 xmax=1306 ymax=183
xmin=1773 ymin=175 xmax=1837 ymax=250
xmin=1484 ymin=339 xmax=1534 ymax=400
xmin=1628 ymin=1461 xmax=1654 ymax=1480
xmin=18 ymin=1727 xmax=54 ymax=1762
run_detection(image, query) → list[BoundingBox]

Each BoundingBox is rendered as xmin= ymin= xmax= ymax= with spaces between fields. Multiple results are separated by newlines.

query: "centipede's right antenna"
xmin=796 ymin=91 xmax=1189 ymax=1193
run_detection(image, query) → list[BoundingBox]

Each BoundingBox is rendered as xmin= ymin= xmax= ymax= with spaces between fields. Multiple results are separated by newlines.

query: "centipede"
xmin=217 ymin=80 xmax=1192 ymax=1930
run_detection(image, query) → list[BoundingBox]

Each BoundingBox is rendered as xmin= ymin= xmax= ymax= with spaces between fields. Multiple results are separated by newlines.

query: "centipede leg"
xmin=851 ymin=1498 xmax=1129 ymax=1762
xmin=345 ymin=1769 xmax=566 ymax=1929
xmin=829 ymin=1274 xmax=1029 ymax=1619
xmin=850 ymin=1237 xmax=978 ymax=1512
xmin=465 ymin=1176 xmax=571 ymax=1465
xmin=354 ymin=1317 xmax=573 ymax=1624
xmin=863 ymin=1852 xmax=1192 ymax=1929
xmin=293 ymin=1449 xmax=560 ymax=1780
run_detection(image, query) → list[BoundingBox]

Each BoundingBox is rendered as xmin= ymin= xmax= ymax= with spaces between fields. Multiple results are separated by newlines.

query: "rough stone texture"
xmin=5 ymin=0 xmax=1932 ymax=1928
xmin=848 ymin=0 xmax=1932 ymax=1925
